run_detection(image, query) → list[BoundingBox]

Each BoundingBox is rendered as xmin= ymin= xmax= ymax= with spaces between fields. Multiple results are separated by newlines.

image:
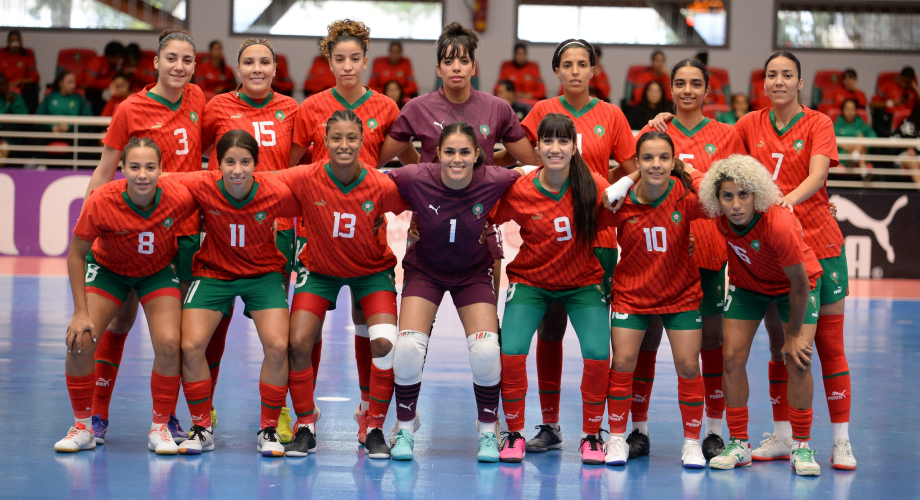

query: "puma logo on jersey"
xmin=711 ymin=389 xmax=724 ymax=399
xmin=398 ymin=403 xmax=415 ymax=411
xmin=116 ymin=230 xmax=128 ymax=235
xmin=633 ymin=394 xmax=647 ymax=403
xmin=151 ymin=122 xmax=163 ymax=129
xmin=429 ymin=205 xmax=440 ymax=214
xmin=756 ymin=140 xmax=765 ymax=148
xmin=531 ymin=213 xmax=543 ymax=220
xmin=828 ymin=390 xmax=848 ymax=401
xmin=686 ymin=419 xmax=702 ymax=428
xmin=433 ymin=120 xmax=446 ymax=130
xmin=314 ymin=200 xmax=327 ymax=206
xmin=230 ymin=113 xmax=243 ymax=119
xmin=210 ymin=209 xmax=221 ymax=216
xmin=830 ymin=194 xmax=907 ymax=264
xmin=96 ymin=378 xmax=111 ymax=387
xmin=609 ymin=412 xmax=626 ymax=422
xmin=627 ymin=217 xmax=639 ymax=224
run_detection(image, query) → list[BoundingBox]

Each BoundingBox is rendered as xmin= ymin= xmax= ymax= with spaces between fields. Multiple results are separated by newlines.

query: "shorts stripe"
xmin=139 ymin=287 xmax=181 ymax=306
xmin=86 ymin=286 xmax=124 ymax=308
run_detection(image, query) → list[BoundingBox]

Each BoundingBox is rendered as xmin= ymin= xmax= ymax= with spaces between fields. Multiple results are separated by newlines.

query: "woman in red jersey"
xmin=84 ymin=28 xmax=205 ymax=446
xmin=173 ymin=130 xmax=301 ymax=457
xmin=55 ymin=138 xmax=197 ymax=455
xmin=700 ymin=155 xmax=823 ymax=477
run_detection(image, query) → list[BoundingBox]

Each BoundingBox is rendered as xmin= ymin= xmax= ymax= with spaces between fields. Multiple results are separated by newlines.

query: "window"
xmin=233 ymin=0 xmax=442 ymax=40
xmin=776 ymin=2 xmax=920 ymax=51
xmin=0 ymin=0 xmax=187 ymax=31
xmin=517 ymin=0 xmax=727 ymax=47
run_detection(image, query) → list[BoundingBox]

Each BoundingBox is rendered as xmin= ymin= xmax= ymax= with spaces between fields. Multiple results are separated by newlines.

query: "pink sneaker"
xmin=580 ymin=434 xmax=605 ymax=465
xmin=500 ymin=432 xmax=526 ymax=463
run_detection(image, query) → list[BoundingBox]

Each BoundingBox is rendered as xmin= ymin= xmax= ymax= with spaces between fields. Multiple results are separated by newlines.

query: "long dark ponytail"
xmin=537 ymin=113 xmax=597 ymax=251
xmin=635 ymin=131 xmax=694 ymax=201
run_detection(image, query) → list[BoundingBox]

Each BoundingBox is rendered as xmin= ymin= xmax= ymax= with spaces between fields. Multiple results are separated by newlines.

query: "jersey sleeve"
xmin=201 ymin=98 xmax=219 ymax=155
xmin=159 ymin=177 xmax=201 ymax=222
xmin=733 ymin=112 xmax=755 ymax=151
xmin=102 ymin=103 xmax=131 ymax=150
xmin=610 ymin=108 xmax=637 ymax=163
xmin=497 ymin=101 xmax=526 ymax=144
xmin=292 ymin=101 xmax=312 ymax=148
xmin=387 ymin=102 xmax=416 ymax=143
xmin=489 ymin=186 xmax=517 ymax=226
xmin=73 ymin=192 xmax=103 ymax=242
xmin=768 ymin=210 xmax=808 ymax=268
xmin=520 ymin=103 xmax=543 ymax=144
xmin=725 ymin=126 xmax=748 ymax=155
xmin=380 ymin=176 xmax=411 ymax=215
xmin=811 ymin=115 xmax=840 ymax=169
xmin=275 ymin=181 xmax=303 ymax=218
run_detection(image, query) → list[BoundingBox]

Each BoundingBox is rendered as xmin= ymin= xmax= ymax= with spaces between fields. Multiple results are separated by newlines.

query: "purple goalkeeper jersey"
xmin=389 ymin=162 xmax=520 ymax=276
xmin=388 ymin=87 xmax=526 ymax=164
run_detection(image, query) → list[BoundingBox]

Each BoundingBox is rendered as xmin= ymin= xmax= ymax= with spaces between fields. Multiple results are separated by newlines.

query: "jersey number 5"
xmin=252 ymin=121 xmax=277 ymax=147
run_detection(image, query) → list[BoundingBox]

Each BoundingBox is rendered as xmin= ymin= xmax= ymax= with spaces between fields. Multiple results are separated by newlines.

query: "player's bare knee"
xmin=612 ymin=354 xmax=637 ymax=374
xmin=675 ymin=361 xmax=700 ymax=380
xmin=262 ymin=337 xmax=289 ymax=364
xmin=289 ymin=341 xmax=312 ymax=367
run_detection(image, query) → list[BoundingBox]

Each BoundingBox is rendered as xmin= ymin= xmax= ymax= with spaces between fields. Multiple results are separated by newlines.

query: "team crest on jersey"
xmin=705 ymin=143 xmax=716 ymax=155
xmin=594 ymin=125 xmax=605 ymax=137
xmin=362 ymin=201 xmax=374 ymax=215
xmin=367 ymin=118 xmax=378 ymax=130
xmin=472 ymin=203 xmax=484 ymax=218
xmin=751 ymin=240 xmax=761 ymax=252
xmin=275 ymin=110 xmax=286 ymax=121
xmin=190 ymin=111 xmax=198 ymax=123
xmin=793 ymin=139 xmax=804 ymax=152
xmin=162 ymin=217 xmax=174 ymax=229
xmin=479 ymin=124 xmax=491 ymax=138
xmin=254 ymin=211 xmax=267 ymax=224
xmin=671 ymin=211 xmax=682 ymax=225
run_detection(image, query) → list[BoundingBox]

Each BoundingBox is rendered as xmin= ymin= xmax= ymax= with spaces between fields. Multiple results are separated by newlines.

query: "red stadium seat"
xmin=272 ymin=53 xmax=295 ymax=95
xmin=702 ymin=103 xmax=729 ymax=119
xmin=748 ymin=69 xmax=770 ymax=111
xmin=892 ymin=109 xmax=912 ymax=133
xmin=141 ymin=49 xmax=156 ymax=61
xmin=812 ymin=69 xmax=843 ymax=109
xmin=707 ymin=67 xmax=731 ymax=105
xmin=623 ymin=65 xmax=652 ymax=104
xmin=56 ymin=48 xmax=97 ymax=78
xmin=825 ymin=107 xmax=870 ymax=125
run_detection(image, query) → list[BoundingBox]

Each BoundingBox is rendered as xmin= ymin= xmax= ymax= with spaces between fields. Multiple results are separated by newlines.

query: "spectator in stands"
xmin=84 ymin=41 xmax=125 ymax=115
xmin=271 ymin=53 xmax=295 ymax=96
xmin=717 ymin=93 xmax=750 ymax=125
xmin=0 ymin=73 xmax=28 ymax=165
xmin=101 ymin=73 xmax=131 ymax=117
xmin=0 ymin=30 xmax=40 ymax=113
xmin=303 ymin=51 xmax=336 ymax=98
xmin=834 ymin=98 xmax=875 ymax=176
xmin=36 ymin=70 xmax=92 ymax=132
xmin=495 ymin=79 xmax=531 ymax=122
xmin=629 ymin=50 xmax=670 ymax=106
xmin=122 ymin=42 xmax=156 ymax=91
xmin=369 ymin=41 xmax=418 ymax=98
xmin=825 ymin=68 xmax=867 ymax=113
xmin=892 ymin=103 xmax=920 ymax=189
xmin=383 ymin=80 xmax=406 ymax=109
xmin=194 ymin=40 xmax=236 ymax=96
xmin=495 ymin=43 xmax=545 ymax=101
xmin=872 ymin=66 xmax=920 ymax=136
xmin=627 ymin=80 xmax=670 ymax=130
xmin=695 ymin=51 xmax=728 ymax=105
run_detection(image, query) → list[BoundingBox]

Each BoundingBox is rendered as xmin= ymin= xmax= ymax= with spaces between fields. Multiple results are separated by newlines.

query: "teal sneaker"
xmin=391 ymin=430 xmax=415 ymax=461
xmin=477 ymin=432 xmax=500 ymax=463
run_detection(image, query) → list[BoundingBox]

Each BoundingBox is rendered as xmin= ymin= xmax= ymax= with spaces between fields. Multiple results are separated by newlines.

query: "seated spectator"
xmin=821 ymin=68 xmax=867 ymax=114
xmin=194 ymin=40 xmax=236 ymax=96
xmin=892 ymin=104 xmax=920 ymax=189
xmin=495 ymin=79 xmax=531 ymax=122
xmin=556 ymin=45 xmax=610 ymax=101
xmin=495 ymin=43 xmax=545 ymax=101
xmin=303 ymin=52 xmax=336 ymax=98
xmin=122 ymin=42 xmax=156 ymax=91
xmin=0 ymin=30 xmax=40 ymax=113
xmin=872 ymin=66 xmax=919 ymax=136
xmin=627 ymin=80 xmax=670 ymax=130
xmin=36 ymin=71 xmax=92 ymax=132
xmin=84 ymin=41 xmax=125 ymax=115
xmin=629 ymin=50 xmax=671 ymax=106
xmin=0 ymin=73 xmax=28 ymax=165
xmin=383 ymin=80 xmax=406 ymax=109
xmin=369 ymin=41 xmax=418 ymax=98
xmin=717 ymin=93 xmax=750 ymax=125
xmin=271 ymin=54 xmax=295 ymax=96
xmin=101 ymin=73 xmax=131 ymax=117
xmin=834 ymin=99 xmax=876 ymax=176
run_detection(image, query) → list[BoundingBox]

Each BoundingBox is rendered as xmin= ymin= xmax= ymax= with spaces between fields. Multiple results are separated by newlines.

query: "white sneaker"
xmin=257 ymin=427 xmax=285 ymax=458
xmin=605 ymin=435 xmax=628 ymax=466
xmin=752 ymin=432 xmax=794 ymax=461
xmin=681 ymin=439 xmax=706 ymax=469
xmin=709 ymin=437 xmax=752 ymax=469
xmin=790 ymin=443 xmax=821 ymax=476
xmin=54 ymin=423 xmax=96 ymax=453
xmin=830 ymin=439 xmax=857 ymax=470
xmin=148 ymin=424 xmax=179 ymax=455
xmin=179 ymin=425 xmax=214 ymax=455
xmin=389 ymin=413 xmax=421 ymax=446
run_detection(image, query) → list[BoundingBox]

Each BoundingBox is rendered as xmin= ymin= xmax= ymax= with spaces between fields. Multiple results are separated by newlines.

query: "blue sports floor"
xmin=1 ymin=272 xmax=917 ymax=499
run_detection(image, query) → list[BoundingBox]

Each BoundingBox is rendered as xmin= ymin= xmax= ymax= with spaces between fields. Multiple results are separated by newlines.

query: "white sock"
xmin=360 ymin=400 xmax=369 ymax=412
xmin=832 ymin=422 xmax=849 ymax=443
xmin=633 ymin=421 xmax=648 ymax=436
xmin=397 ymin=419 xmax=416 ymax=433
xmin=774 ymin=421 xmax=793 ymax=441
xmin=705 ymin=417 xmax=723 ymax=437
xmin=76 ymin=417 xmax=92 ymax=429
xmin=477 ymin=420 xmax=498 ymax=436
xmin=151 ymin=422 xmax=162 ymax=431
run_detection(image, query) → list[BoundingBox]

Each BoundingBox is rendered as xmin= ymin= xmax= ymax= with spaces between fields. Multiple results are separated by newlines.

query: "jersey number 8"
xmin=138 ymin=232 xmax=155 ymax=254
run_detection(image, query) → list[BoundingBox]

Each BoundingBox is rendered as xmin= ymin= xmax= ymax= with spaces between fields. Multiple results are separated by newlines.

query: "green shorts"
xmin=593 ymin=247 xmax=618 ymax=300
xmin=293 ymin=265 xmax=396 ymax=310
xmin=176 ymin=234 xmax=201 ymax=282
xmin=611 ymin=309 xmax=702 ymax=331
xmin=722 ymin=278 xmax=822 ymax=325
xmin=183 ymin=273 xmax=289 ymax=316
xmin=699 ymin=263 xmax=727 ymax=317
xmin=276 ymin=229 xmax=296 ymax=276
xmin=818 ymin=247 xmax=848 ymax=306
xmin=84 ymin=252 xmax=180 ymax=308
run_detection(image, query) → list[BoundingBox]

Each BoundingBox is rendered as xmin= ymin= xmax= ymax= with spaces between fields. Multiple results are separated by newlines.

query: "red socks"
xmin=259 ymin=382 xmax=287 ymax=429
xmin=726 ymin=406 xmax=749 ymax=441
xmin=678 ymin=375 xmax=705 ymax=439
xmin=607 ymin=369 xmax=633 ymax=435
xmin=814 ymin=314 xmax=851 ymax=423
xmin=700 ymin=346 xmax=725 ymax=419
xmin=150 ymin=371 xmax=180 ymax=425
xmin=500 ymin=354 xmax=528 ymax=432
xmin=66 ymin=373 xmax=96 ymax=420
xmin=631 ymin=350 xmax=658 ymax=423
xmin=92 ymin=330 xmax=126 ymax=419
xmin=789 ymin=407 xmax=813 ymax=442
xmin=367 ymin=364 xmax=394 ymax=429
xmin=355 ymin=335 xmax=372 ymax=404
xmin=535 ymin=338 xmax=563 ymax=424
xmin=768 ymin=360 xmax=790 ymax=422
xmin=581 ymin=359 xmax=609 ymax=435
xmin=205 ymin=314 xmax=232 ymax=406
xmin=183 ymin=379 xmax=212 ymax=428
xmin=289 ymin=368 xmax=316 ymax=425
xmin=311 ymin=341 xmax=323 ymax=387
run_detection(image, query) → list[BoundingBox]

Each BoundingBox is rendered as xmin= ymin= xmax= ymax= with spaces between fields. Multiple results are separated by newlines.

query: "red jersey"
xmin=128 ymin=58 xmax=157 ymax=91
xmin=822 ymin=87 xmax=867 ymax=114
xmin=101 ymin=95 xmax=127 ymax=117
xmin=368 ymin=57 xmax=418 ymax=97
xmin=599 ymin=176 xmax=703 ymax=314
xmin=272 ymin=55 xmax=295 ymax=95
xmin=177 ymin=171 xmax=301 ymax=280
xmin=74 ymin=178 xmax=197 ymax=278
xmin=630 ymin=70 xmax=671 ymax=106
xmin=0 ymin=47 xmax=39 ymax=88
xmin=491 ymin=169 xmax=605 ymax=290
xmin=522 ymin=96 xmax=636 ymax=249
xmin=193 ymin=60 xmax=236 ymax=95
xmin=717 ymin=205 xmax=822 ymax=296
xmin=303 ymin=56 xmax=336 ymax=97
xmin=83 ymin=56 xmax=120 ymax=92
xmin=103 ymin=83 xmax=206 ymax=236
xmin=495 ymin=60 xmax=546 ymax=99
xmin=641 ymin=118 xmax=747 ymax=271
xmin=871 ymin=80 xmax=918 ymax=114
xmin=734 ymin=107 xmax=844 ymax=259
xmin=277 ymin=161 xmax=408 ymax=278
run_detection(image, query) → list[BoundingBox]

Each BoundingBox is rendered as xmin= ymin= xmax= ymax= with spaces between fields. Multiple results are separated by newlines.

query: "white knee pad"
xmin=354 ymin=324 xmax=369 ymax=338
xmin=393 ymin=330 xmax=428 ymax=385
xmin=368 ymin=323 xmax=398 ymax=370
xmin=467 ymin=332 xmax=501 ymax=387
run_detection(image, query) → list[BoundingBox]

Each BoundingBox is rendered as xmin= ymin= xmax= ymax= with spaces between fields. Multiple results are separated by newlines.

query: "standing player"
xmin=491 ymin=114 xmax=610 ymax=465
xmin=55 ymin=138 xmax=197 ymax=455
xmin=83 ymin=28 xmax=205 ymax=445
xmin=700 ymin=155 xmax=823 ymax=476
xmin=519 ymin=39 xmax=636 ymax=453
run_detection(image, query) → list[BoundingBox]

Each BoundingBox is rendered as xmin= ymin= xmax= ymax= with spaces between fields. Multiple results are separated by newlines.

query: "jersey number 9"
xmin=554 ymin=217 xmax=572 ymax=242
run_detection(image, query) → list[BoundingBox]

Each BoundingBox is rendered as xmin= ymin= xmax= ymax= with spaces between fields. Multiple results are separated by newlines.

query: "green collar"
xmin=533 ymin=173 xmax=570 ymax=202
xmin=324 ymin=163 xmax=367 ymax=194
xmin=218 ymin=179 xmax=258 ymax=209
xmin=673 ymin=117 xmax=710 ymax=137
xmin=145 ymin=90 xmax=182 ymax=112
xmin=331 ymin=87 xmax=372 ymax=111
xmin=121 ymin=188 xmax=162 ymax=219
xmin=238 ymin=91 xmax=274 ymax=109
xmin=769 ymin=109 xmax=805 ymax=137
xmin=728 ymin=211 xmax=763 ymax=237
xmin=629 ymin=178 xmax=675 ymax=208
xmin=558 ymin=96 xmax=599 ymax=118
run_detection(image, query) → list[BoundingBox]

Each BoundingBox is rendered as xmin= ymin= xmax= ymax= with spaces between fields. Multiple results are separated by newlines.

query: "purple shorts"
xmin=402 ymin=265 xmax=497 ymax=308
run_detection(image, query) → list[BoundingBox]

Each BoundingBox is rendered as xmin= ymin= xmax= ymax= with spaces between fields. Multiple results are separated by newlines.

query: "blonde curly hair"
xmin=699 ymin=154 xmax=782 ymax=218
xmin=319 ymin=19 xmax=371 ymax=59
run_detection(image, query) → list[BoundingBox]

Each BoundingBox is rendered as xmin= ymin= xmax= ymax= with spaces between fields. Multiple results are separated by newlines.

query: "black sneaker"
xmin=285 ymin=425 xmax=317 ymax=457
xmin=365 ymin=428 xmax=391 ymax=460
xmin=626 ymin=428 xmax=650 ymax=458
xmin=525 ymin=424 xmax=563 ymax=453
xmin=702 ymin=433 xmax=725 ymax=461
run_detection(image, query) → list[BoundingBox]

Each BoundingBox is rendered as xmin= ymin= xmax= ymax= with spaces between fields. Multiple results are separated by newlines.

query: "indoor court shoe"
xmin=364 ymin=428 xmax=391 ymax=459
xmin=830 ymin=439 xmax=857 ymax=470
xmin=55 ymin=423 xmax=96 ymax=453
xmin=790 ymin=444 xmax=821 ymax=476
xmin=92 ymin=414 xmax=108 ymax=445
xmin=277 ymin=408 xmax=293 ymax=444
xmin=257 ymin=427 xmax=285 ymax=457
xmin=354 ymin=404 xmax=368 ymax=445
xmin=525 ymin=424 xmax=563 ymax=453
xmin=285 ymin=425 xmax=317 ymax=457
xmin=179 ymin=425 xmax=214 ymax=455
xmin=389 ymin=414 xmax=421 ymax=446
xmin=477 ymin=432 xmax=500 ymax=463
xmin=210 ymin=408 xmax=218 ymax=430
xmin=148 ymin=424 xmax=179 ymax=455
xmin=752 ymin=432 xmax=794 ymax=461
xmin=709 ymin=437 xmax=752 ymax=469
xmin=626 ymin=428 xmax=651 ymax=458
xmin=702 ymin=433 xmax=725 ymax=461
xmin=391 ymin=430 xmax=415 ymax=461
xmin=605 ymin=436 xmax=628 ymax=466
xmin=168 ymin=414 xmax=188 ymax=443
xmin=681 ymin=439 xmax=706 ymax=469
xmin=579 ymin=434 xmax=605 ymax=465
xmin=499 ymin=431 xmax=526 ymax=463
